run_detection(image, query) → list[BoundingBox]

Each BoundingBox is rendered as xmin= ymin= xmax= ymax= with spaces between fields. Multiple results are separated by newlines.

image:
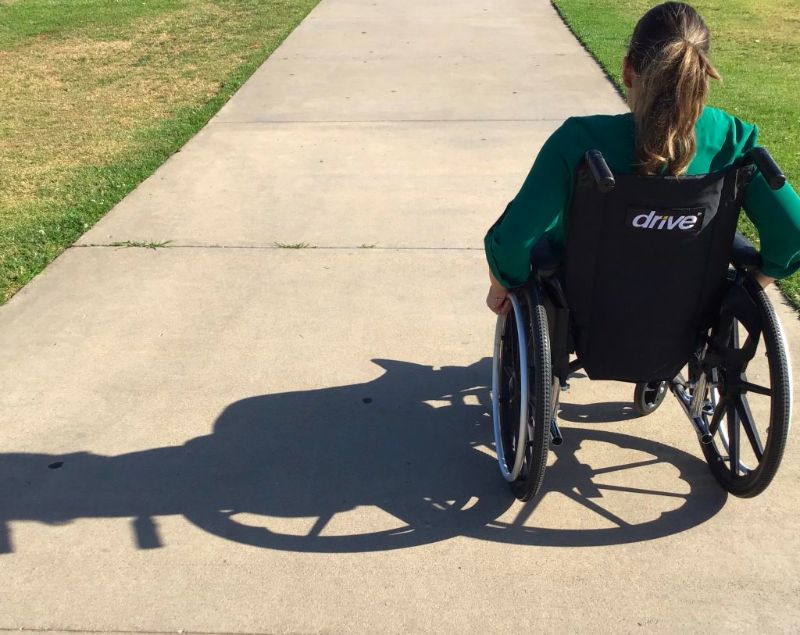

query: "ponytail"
xmin=628 ymin=3 xmax=721 ymax=175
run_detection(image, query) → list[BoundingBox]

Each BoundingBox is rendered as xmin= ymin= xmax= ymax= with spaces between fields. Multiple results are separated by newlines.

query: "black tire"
xmin=515 ymin=284 xmax=553 ymax=501
xmin=699 ymin=277 xmax=791 ymax=497
xmin=633 ymin=380 xmax=668 ymax=416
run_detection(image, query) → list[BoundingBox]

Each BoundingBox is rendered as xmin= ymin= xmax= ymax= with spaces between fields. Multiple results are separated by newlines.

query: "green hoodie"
xmin=484 ymin=106 xmax=800 ymax=287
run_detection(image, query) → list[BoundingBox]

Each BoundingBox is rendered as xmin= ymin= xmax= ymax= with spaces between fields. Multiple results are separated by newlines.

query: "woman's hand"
xmin=754 ymin=271 xmax=775 ymax=289
xmin=486 ymin=272 xmax=511 ymax=315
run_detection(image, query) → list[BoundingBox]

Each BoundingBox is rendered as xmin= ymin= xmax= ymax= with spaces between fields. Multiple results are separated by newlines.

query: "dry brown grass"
xmin=0 ymin=5 xmax=237 ymax=222
xmin=0 ymin=0 xmax=319 ymax=302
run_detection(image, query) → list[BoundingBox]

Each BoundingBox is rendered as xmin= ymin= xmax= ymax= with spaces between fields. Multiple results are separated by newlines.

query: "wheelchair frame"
xmin=491 ymin=149 xmax=793 ymax=502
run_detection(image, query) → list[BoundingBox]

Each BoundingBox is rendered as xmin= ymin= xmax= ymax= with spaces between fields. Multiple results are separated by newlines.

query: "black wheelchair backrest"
xmin=565 ymin=153 xmax=755 ymax=382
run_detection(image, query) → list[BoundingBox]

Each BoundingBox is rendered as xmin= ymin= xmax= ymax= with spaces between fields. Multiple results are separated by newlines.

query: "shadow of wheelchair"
xmin=558 ymin=400 xmax=640 ymax=423
xmin=473 ymin=425 xmax=727 ymax=547
xmin=0 ymin=359 xmax=725 ymax=554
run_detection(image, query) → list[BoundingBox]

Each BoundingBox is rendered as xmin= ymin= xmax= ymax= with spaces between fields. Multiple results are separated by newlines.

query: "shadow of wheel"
xmin=182 ymin=490 xmax=513 ymax=553
xmin=469 ymin=427 xmax=728 ymax=547
xmin=184 ymin=428 xmax=726 ymax=552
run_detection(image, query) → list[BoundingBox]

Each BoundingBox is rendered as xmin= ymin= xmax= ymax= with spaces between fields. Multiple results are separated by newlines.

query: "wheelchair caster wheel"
xmin=633 ymin=380 xmax=668 ymax=416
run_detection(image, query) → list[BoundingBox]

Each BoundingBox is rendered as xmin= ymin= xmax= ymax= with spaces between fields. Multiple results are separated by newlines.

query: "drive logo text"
xmin=626 ymin=207 xmax=705 ymax=233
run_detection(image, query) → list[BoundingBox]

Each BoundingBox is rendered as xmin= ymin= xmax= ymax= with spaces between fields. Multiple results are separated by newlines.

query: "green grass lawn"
xmin=552 ymin=0 xmax=800 ymax=309
xmin=0 ymin=0 xmax=320 ymax=304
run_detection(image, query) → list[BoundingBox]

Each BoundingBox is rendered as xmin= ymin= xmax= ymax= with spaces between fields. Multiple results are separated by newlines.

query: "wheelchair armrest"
xmin=731 ymin=232 xmax=762 ymax=271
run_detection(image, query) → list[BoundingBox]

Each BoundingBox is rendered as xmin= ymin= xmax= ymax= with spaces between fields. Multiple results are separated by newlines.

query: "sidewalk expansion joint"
xmin=209 ymin=117 xmax=566 ymax=125
xmin=0 ymin=629 xmax=287 ymax=635
xmin=72 ymin=243 xmax=483 ymax=252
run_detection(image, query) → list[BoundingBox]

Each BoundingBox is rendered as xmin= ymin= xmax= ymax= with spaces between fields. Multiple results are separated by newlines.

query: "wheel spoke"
xmin=708 ymin=395 xmax=727 ymax=435
xmin=593 ymin=457 xmax=661 ymax=475
xmin=736 ymin=394 xmax=764 ymax=461
xmin=307 ymin=513 xmax=333 ymax=537
xmin=727 ymin=400 xmax=741 ymax=476
xmin=730 ymin=319 xmax=740 ymax=348
xmin=511 ymin=495 xmax=545 ymax=526
xmin=595 ymin=483 xmax=688 ymax=499
xmin=565 ymin=489 xmax=632 ymax=527
xmin=503 ymin=320 xmax=523 ymax=461
xmin=732 ymin=380 xmax=771 ymax=397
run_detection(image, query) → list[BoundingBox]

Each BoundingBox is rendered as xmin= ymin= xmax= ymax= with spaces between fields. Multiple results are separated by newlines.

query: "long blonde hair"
xmin=628 ymin=3 xmax=721 ymax=175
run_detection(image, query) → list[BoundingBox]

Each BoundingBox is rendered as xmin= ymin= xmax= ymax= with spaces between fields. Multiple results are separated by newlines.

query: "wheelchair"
xmin=492 ymin=148 xmax=793 ymax=501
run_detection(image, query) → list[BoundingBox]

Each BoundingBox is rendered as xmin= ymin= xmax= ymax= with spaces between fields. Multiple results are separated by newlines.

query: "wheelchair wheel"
xmin=491 ymin=285 xmax=552 ymax=502
xmin=698 ymin=279 xmax=792 ymax=497
xmin=633 ymin=380 xmax=668 ymax=416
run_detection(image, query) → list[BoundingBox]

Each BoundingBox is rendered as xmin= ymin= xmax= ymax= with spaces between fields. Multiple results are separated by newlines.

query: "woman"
xmin=484 ymin=2 xmax=800 ymax=315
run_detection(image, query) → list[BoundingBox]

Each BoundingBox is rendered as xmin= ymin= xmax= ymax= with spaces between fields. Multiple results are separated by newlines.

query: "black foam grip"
xmin=750 ymin=147 xmax=786 ymax=190
xmin=585 ymin=149 xmax=615 ymax=193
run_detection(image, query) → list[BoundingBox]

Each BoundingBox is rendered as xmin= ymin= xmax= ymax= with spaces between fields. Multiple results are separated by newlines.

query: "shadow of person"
xmin=0 ymin=359 xmax=726 ymax=554
xmin=0 ymin=359 xmax=512 ymax=553
xmin=181 ymin=358 xmax=515 ymax=551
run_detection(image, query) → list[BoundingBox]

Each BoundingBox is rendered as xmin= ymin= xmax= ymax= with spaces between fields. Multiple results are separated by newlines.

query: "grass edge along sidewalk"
xmin=0 ymin=0 xmax=320 ymax=305
xmin=551 ymin=0 xmax=800 ymax=310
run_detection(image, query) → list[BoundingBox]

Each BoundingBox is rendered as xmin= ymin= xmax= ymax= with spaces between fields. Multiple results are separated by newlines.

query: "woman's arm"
xmin=484 ymin=121 xmax=575 ymax=291
xmin=743 ymin=170 xmax=800 ymax=283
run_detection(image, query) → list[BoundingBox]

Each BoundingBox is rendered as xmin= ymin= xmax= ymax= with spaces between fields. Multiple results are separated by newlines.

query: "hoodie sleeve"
xmin=736 ymin=123 xmax=800 ymax=279
xmin=484 ymin=120 xmax=575 ymax=288
xmin=744 ymin=169 xmax=800 ymax=279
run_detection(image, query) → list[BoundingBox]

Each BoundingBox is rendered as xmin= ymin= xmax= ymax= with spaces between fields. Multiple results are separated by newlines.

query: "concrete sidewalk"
xmin=1 ymin=0 xmax=798 ymax=632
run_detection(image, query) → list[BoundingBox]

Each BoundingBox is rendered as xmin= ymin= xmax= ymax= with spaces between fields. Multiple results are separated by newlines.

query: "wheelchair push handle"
xmin=585 ymin=150 xmax=616 ymax=193
xmin=749 ymin=147 xmax=786 ymax=190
